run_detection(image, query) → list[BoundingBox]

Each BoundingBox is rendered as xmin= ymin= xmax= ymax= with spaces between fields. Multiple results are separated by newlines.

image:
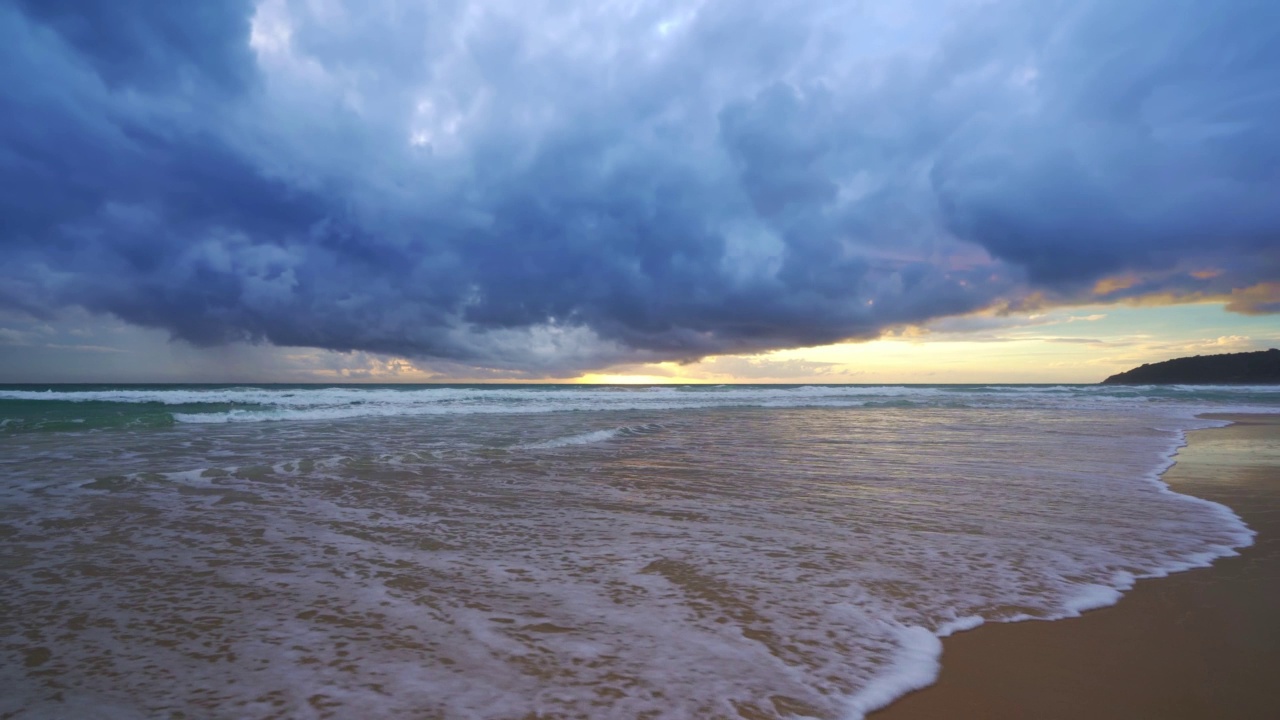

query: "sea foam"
xmin=0 ymin=388 xmax=1270 ymax=719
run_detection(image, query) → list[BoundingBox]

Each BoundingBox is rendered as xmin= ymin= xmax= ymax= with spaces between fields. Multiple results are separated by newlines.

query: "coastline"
xmin=873 ymin=413 xmax=1280 ymax=719
xmin=4 ymin=391 xmax=1277 ymax=717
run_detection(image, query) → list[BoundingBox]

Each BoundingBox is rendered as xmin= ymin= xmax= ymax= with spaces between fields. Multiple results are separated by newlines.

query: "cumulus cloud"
xmin=1 ymin=0 xmax=1276 ymax=375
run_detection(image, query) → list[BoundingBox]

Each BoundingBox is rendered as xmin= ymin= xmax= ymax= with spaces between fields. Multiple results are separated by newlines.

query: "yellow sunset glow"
xmin=562 ymin=302 xmax=1280 ymax=385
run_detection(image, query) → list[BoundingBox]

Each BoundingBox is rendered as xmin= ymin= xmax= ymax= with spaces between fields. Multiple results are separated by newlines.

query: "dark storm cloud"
xmin=11 ymin=0 xmax=257 ymax=93
xmin=931 ymin=0 xmax=1280 ymax=293
xmin=1 ymin=0 xmax=1276 ymax=373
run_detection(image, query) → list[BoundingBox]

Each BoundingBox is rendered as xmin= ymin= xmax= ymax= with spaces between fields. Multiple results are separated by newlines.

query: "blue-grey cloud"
xmin=1 ymin=0 xmax=1276 ymax=375
xmin=11 ymin=0 xmax=256 ymax=93
xmin=932 ymin=0 xmax=1280 ymax=292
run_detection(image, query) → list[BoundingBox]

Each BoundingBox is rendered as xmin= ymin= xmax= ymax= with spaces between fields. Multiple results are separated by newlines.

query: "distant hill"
xmin=1101 ymin=348 xmax=1280 ymax=385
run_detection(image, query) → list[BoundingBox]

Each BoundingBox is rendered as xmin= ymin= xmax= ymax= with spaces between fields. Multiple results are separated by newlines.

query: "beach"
xmin=2 ymin=386 xmax=1277 ymax=718
xmin=877 ymin=413 xmax=1280 ymax=720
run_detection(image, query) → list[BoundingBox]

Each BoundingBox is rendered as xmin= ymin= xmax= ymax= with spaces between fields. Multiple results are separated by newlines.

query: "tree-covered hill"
xmin=1101 ymin=349 xmax=1280 ymax=385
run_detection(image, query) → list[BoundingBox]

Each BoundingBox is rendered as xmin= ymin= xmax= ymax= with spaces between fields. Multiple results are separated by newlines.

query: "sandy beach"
xmin=4 ymin=390 xmax=1276 ymax=718
xmin=876 ymin=413 xmax=1280 ymax=720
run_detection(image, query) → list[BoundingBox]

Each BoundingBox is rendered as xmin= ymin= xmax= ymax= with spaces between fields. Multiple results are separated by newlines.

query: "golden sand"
xmin=875 ymin=414 xmax=1280 ymax=719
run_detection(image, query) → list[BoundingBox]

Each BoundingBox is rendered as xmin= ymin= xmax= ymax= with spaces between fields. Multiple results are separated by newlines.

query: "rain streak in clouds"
xmin=1 ymin=0 xmax=1277 ymax=375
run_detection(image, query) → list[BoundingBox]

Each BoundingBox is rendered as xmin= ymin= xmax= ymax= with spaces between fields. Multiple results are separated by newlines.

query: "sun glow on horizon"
xmin=574 ymin=364 xmax=709 ymax=385
xmin=562 ymin=302 xmax=1280 ymax=385
xmin=2 ymin=302 xmax=1276 ymax=385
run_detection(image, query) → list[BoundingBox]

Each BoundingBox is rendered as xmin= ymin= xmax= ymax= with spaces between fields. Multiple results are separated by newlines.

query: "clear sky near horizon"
xmin=1 ymin=0 xmax=1277 ymax=384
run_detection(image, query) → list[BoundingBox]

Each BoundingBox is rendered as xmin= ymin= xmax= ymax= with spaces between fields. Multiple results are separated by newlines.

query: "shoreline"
xmin=872 ymin=413 xmax=1280 ymax=719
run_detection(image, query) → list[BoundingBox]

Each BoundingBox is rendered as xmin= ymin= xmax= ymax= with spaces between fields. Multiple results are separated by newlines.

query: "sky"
xmin=1 ymin=0 xmax=1277 ymax=384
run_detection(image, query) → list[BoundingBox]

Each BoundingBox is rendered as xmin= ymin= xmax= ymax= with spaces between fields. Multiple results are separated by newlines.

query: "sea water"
xmin=1 ymin=384 xmax=1277 ymax=719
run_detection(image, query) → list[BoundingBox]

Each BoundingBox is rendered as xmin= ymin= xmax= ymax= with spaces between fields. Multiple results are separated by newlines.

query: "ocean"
xmin=2 ymin=384 xmax=1278 ymax=719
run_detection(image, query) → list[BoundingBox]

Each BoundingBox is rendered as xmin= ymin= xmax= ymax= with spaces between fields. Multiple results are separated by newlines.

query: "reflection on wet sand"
xmin=0 ymin=406 xmax=1253 ymax=718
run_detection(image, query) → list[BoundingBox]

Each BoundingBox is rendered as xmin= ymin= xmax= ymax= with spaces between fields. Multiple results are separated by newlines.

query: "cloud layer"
xmin=2 ymin=0 xmax=1277 ymax=374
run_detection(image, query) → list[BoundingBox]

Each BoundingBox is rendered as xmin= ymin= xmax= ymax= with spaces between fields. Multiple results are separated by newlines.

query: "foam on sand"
xmin=843 ymin=624 xmax=942 ymax=719
xmin=0 ymin=393 xmax=1270 ymax=718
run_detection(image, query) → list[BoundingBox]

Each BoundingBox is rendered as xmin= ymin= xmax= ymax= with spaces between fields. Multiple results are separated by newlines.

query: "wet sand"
xmin=876 ymin=413 xmax=1280 ymax=720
